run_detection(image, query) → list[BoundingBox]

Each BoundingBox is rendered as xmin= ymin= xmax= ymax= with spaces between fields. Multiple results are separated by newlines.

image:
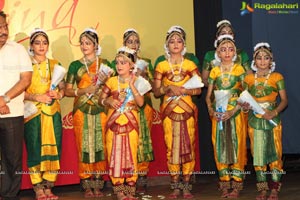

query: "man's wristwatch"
xmin=2 ymin=95 xmax=11 ymax=103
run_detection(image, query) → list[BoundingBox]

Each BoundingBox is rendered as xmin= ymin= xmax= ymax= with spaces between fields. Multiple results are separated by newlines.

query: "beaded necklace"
xmin=168 ymin=56 xmax=184 ymax=82
xmin=33 ymin=58 xmax=49 ymax=84
xmin=83 ymin=56 xmax=99 ymax=75
xmin=84 ymin=56 xmax=99 ymax=84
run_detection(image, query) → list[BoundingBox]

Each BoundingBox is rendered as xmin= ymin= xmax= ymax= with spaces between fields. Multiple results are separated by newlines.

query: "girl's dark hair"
xmin=0 ymin=11 xmax=7 ymax=19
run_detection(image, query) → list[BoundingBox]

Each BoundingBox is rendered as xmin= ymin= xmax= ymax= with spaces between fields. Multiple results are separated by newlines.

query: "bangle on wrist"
xmin=101 ymin=98 xmax=106 ymax=106
xmin=274 ymin=110 xmax=278 ymax=116
xmin=2 ymin=95 xmax=10 ymax=103
xmin=74 ymin=89 xmax=78 ymax=97
xmin=133 ymin=92 xmax=140 ymax=97
xmin=58 ymin=92 xmax=63 ymax=100
xmin=159 ymin=86 xmax=165 ymax=94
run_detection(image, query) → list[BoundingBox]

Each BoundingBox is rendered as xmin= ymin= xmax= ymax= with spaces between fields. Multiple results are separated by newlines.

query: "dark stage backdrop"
xmin=222 ymin=0 xmax=300 ymax=154
xmin=194 ymin=0 xmax=300 ymax=170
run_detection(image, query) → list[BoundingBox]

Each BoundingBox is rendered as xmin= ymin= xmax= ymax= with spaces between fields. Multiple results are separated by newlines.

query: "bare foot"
xmin=44 ymin=188 xmax=59 ymax=200
xmin=183 ymin=189 xmax=194 ymax=199
xmin=221 ymin=189 xmax=229 ymax=198
xmin=267 ymin=189 xmax=278 ymax=200
xmin=35 ymin=188 xmax=47 ymax=200
xmin=169 ymin=189 xmax=180 ymax=199
xmin=84 ymin=188 xmax=94 ymax=198
xmin=256 ymin=190 xmax=267 ymax=200
xmin=228 ymin=189 xmax=239 ymax=198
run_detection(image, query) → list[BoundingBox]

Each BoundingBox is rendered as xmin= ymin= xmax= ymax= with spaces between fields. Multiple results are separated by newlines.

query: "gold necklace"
xmin=117 ymin=76 xmax=130 ymax=103
xmin=33 ymin=58 xmax=49 ymax=84
xmin=168 ymin=56 xmax=184 ymax=82
xmin=254 ymin=69 xmax=271 ymax=96
xmin=220 ymin=63 xmax=233 ymax=88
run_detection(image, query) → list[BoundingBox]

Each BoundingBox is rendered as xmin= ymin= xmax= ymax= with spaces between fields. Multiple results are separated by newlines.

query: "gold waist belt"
xmin=258 ymin=102 xmax=276 ymax=109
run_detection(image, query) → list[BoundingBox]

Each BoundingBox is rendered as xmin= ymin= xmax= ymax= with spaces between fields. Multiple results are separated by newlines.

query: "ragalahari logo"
xmin=240 ymin=1 xmax=254 ymax=16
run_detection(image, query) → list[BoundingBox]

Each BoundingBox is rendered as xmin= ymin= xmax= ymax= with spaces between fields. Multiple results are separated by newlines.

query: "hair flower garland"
xmin=216 ymin=19 xmax=231 ymax=28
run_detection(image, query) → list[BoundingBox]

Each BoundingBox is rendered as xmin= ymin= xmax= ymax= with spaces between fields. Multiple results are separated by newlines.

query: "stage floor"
xmin=20 ymin=169 xmax=300 ymax=200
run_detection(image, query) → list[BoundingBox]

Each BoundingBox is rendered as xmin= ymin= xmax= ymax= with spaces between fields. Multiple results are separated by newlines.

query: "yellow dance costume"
xmin=155 ymin=59 xmax=199 ymax=191
xmin=102 ymin=76 xmax=140 ymax=196
xmin=24 ymin=59 xmax=62 ymax=187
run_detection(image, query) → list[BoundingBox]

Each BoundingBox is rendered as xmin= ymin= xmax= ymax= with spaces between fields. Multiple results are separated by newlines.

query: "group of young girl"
xmin=204 ymin=20 xmax=288 ymax=200
xmin=23 ymin=19 xmax=287 ymax=200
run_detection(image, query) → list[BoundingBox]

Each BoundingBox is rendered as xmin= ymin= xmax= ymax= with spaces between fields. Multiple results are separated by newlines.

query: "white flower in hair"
xmin=216 ymin=19 xmax=231 ymax=28
xmin=214 ymin=34 xmax=234 ymax=48
xmin=164 ymin=43 xmax=171 ymax=58
xmin=253 ymin=42 xmax=270 ymax=51
xmin=213 ymin=52 xmax=221 ymax=65
xmin=96 ymin=45 xmax=102 ymax=56
xmin=30 ymin=28 xmax=46 ymax=36
xmin=83 ymin=27 xmax=98 ymax=36
xmin=167 ymin=25 xmax=184 ymax=34
xmin=117 ymin=46 xmax=136 ymax=55
xmin=28 ymin=46 xmax=34 ymax=56
xmin=124 ymin=28 xmax=138 ymax=34
xmin=251 ymin=60 xmax=276 ymax=72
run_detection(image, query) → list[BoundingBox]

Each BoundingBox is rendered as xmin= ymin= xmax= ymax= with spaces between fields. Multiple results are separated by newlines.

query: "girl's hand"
xmin=129 ymin=73 xmax=136 ymax=87
xmin=48 ymin=90 xmax=62 ymax=100
xmin=136 ymin=68 xmax=148 ymax=79
xmin=239 ymin=102 xmax=251 ymax=112
xmin=98 ymin=71 xmax=110 ymax=84
xmin=167 ymin=85 xmax=182 ymax=96
xmin=179 ymin=87 xmax=187 ymax=95
xmin=108 ymin=98 xmax=122 ymax=110
xmin=36 ymin=93 xmax=53 ymax=104
xmin=85 ymin=84 xmax=100 ymax=94
xmin=221 ymin=110 xmax=235 ymax=121
xmin=213 ymin=112 xmax=224 ymax=121
xmin=262 ymin=109 xmax=277 ymax=120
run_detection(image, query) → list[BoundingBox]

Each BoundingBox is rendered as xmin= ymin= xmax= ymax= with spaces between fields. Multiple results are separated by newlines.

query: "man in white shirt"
xmin=0 ymin=11 xmax=32 ymax=200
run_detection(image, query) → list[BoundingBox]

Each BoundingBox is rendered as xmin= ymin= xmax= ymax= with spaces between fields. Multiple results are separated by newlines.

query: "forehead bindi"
xmin=81 ymin=36 xmax=93 ymax=43
xmin=34 ymin=35 xmax=47 ymax=42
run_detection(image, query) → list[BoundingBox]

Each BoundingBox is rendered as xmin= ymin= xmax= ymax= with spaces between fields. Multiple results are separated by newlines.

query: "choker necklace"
xmin=220 ymin=63 xmax=233 ymax=71
xmin=220 ymin=63 xmax=233 ymax=88
xmin=168 ymin=56 xmax=184 ymax=82
xmin=254 ymin=69 xmax=271 ymax=87
xmin=33 ymin=58 xmax=49 ymax=84
xmin=257 ymin=71 xmax=269 ymax=77
xmin=118 ymin=76 xmax=131 ymax=83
